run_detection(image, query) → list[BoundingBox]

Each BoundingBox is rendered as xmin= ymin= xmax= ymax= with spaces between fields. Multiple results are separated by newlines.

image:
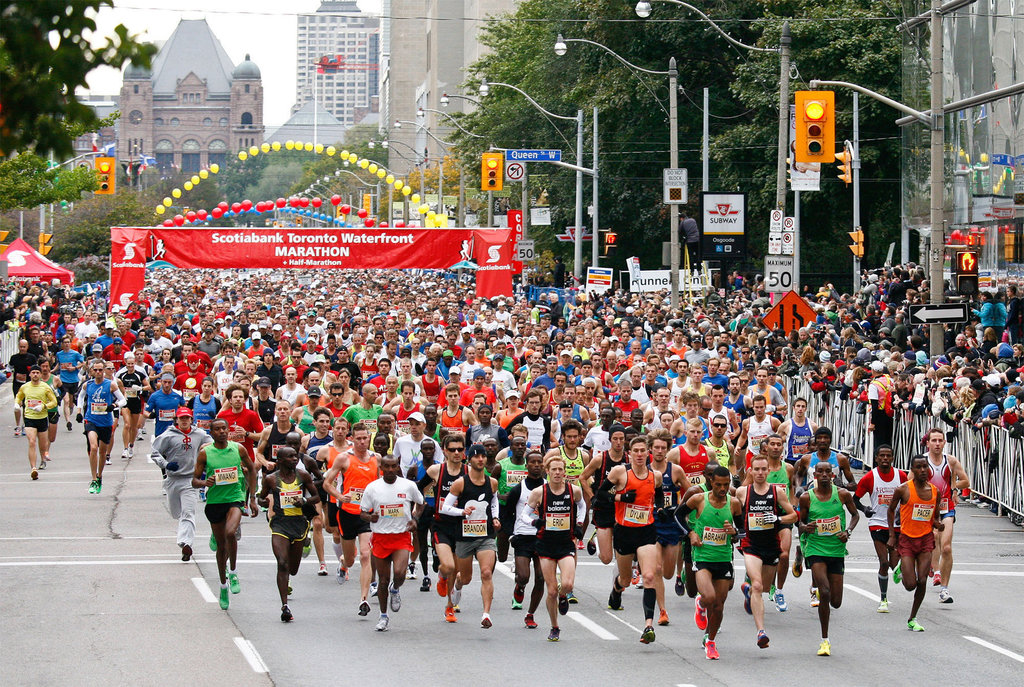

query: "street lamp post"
xmin=397 ymin=119 xmax=457 ymax=221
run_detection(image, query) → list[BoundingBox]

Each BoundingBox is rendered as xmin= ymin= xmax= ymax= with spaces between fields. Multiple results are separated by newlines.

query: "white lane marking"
xmin=963 ymin=636 xmax=1024 ymax=663
xmin=192 ymin=577 xmax=217 ymax=603
xmin=233 ymin=637 xmax=269 ymax=673
xmin=677 ymin=684 xmax=699 ymax=687
xmin=604 ymin=610 xmax=643 ymax=634
xmin=566 ymin=611 xmax=618 ymax=640
xmin=843 ymin=583 xmax=879 ymax=602
xmin=494 ymin=564 xmax=515 ymax=581
xmin=576 ymin=561 xmax=1024 ymax=575
xmin=3 ymin=479 xmax=164 ymax=485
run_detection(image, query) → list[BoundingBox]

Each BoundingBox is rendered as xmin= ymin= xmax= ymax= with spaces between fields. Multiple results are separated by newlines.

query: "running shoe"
xmin=444 ymin=605 xmax=457 ymax=623
xmin=302 ymin=541 xmax=311 ymax=558
xmin=511 ymin=600 xmax=523 ymax=610
xmin=210 ymin=533 xmax=217 ymax=552
xmin=127 ymin=445 xmax=134 ymax=459
xmin=336 ymin=566 xmax=349 ymax=585
xmin=810 ymin=588 xmax=819 ymax=607
xmin=420 ymin=576 xmax=431 ymax=592
xmin=31 ymin=469 xmax=38 ymax=480
xmin=741 ymin=583 xmax=752 ymax=615
xmin=121 ymin=449 xmax=129 ymax=461
xmin=566 ymin=591 xmax=578 ymax=604
xmin=369 ymin=581 xmax=378 ymax=598
xmin=281 ymin=605 xmax=293 ymax=623
xmin=640 ymin=626 xmax=656 ymax=644
xmin=576 ymin=539 xmax=584 ymax=550
xmin=608 ymin=584 xmax=623 ymax=611
xmin=219 ymin=587 xmax=229 ymax=610
xmin=389 ymin=586 xmax=402 ymax=612
xmin=586 ymin=537 xmax=597 ymax=556
xmin=317 ymin=563 xmax=328 ymax=576
xmin=481 ymin=613 xmax=492 ymax=628
xmin=907 ymin=618 xmax=925 ymax=632
xmin=877 ymin=599 xmax=890 ymax=613
xmin=702 ymin=632 xmax=709 ymax=648
xmin=674 ymin=575 xmax=686 ymax=597
xmin=792 ymin=545 xmax=804 ymax=577
xmin=358 ymin=600 xmax=371 ymax=616
xmin=631 ymin=568 xmax=642 ymax=588
xmin=38 ymin=459 xmax=46 ymax=470
xmin=95 ymin=478 xmax=102 ymax=493
xmin=658 ymin=608 xmax=669 ymax=626
xmin=694 ymin=595 xmax=708 ymax=630
xmin=450 ymin=584 xmax=462 ymax=607
xmin=105 ymin=456 xmax=111 ymax=466
xmin=558 ymin=594 xmax=569 ymax=616
xmin=705 ymin=640 xmax=719 ymax=660
xmin=892 ymin=560 xmax=902 ymax=584
xmin=938 ymin=588 xmax=953 ymax=604
xmin=13 ymin=427 xmax=21 ymax=437
xmin=407 ymin=563 xmax=417 ymax=580
xmin=375 ymin=614 xmax=389 ymax=632
xmin=757 ymin=630 xmax=770 ymax=648
xmin=228 ymin=573 xmax=240 ymax=594
xmin=88 ymin=480 xmax=97 ymax=493
xmin=436 ymin=575 xmax=448 ymax=598
xmin=181 ymin=544 xmax=192 ymax=562
xmin=932 ymin=570 xmax=941 ymax=586
xmin=774 ymin=590 xmax=788 ymax=612
xmin=817 ymin=639 xmax=831 ymax=656
xmin=66 ymin=421 xmax=72 ymax=431
xmin=548 ymin=626 xmax=561 ymax=641
xmin=513 ymin=583 xmax=525 ymax=604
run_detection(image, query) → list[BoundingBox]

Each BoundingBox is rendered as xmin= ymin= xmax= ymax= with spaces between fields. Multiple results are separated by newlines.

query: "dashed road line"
xmin=963 ymin=636 xmax=1024 ymax=663
xmin=233 ymin=637 xmax=269 ymax=673
xmin=567 ymin=611 xmax=618 ymax=640
xmin=604 ymin=610 xmax=643 ymax=634
xmin=191 ymin=577 xmax=217 ymax=602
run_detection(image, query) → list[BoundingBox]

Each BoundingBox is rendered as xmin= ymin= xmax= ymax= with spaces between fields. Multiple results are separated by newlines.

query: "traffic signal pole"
xmin=852 ymin=92 xmax=862 ymax=292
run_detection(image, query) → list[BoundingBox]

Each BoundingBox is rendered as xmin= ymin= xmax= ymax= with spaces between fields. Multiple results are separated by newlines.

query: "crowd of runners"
xmin=5 ymin=262 xmax=1022 ymax=657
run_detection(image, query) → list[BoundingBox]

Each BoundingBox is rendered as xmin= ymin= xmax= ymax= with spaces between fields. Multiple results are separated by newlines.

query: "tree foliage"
xmin=0 ymin=153 xmax=98 ymax=211
xmin=49 ymin=190 xmax=158 ymax=261
xmin=0 ymin=0 xmax=156 ymax=158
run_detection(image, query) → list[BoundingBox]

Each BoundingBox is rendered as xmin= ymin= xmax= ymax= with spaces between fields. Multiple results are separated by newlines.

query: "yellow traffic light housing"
xmin=956 ymin=250 xmax=979 ymax=295
xmin=604 ymin=231 xmax=618 ymax=255
xmin=94 ymin=156 xmax=116 ymax=195
xmin=39 ymin=232 xmax=53 ymax=256
xmin=795 ymin=91 xmax=835 ymax=164
xmin=848 ymin=229 xmax=864 ymax=258
xmin=836 ymin=142 xmax=853 ymax=186
xmin=481 ymin=152 xmax=503 ymax=192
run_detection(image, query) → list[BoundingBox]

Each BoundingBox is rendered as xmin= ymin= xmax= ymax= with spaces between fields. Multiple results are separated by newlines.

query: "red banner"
xmin=109 ymin=227 xmax=513 ymax=309
xmin=507 ymin=210 xmax=523 ymax=274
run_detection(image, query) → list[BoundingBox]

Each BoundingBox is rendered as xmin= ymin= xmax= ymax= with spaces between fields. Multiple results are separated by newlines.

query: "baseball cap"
xmin=870 ymin=361 xmax=885 ymax=373
xmin=91 ymin=343 xmax=103 ymax=352
xmin=256 ymin=376 xmax=272 ymax=387
xmin=442 ymin=349 xmax=454 ymax=357
xmin=306 ymin=386 xmax=322 ymax=397
xmin=113 ymin=337 xmax=123 ymax=344
xmin=408 ymin=412 xmax=426 ymax=423
xmin=450 ymin=366 xmax=462 ymax=375
xmin=473 ymin=369 xmax=487 ymax=379
xmin=466 ymin=444 xmax=487 ymax=458
xmin=273 ymin=324 xmax=283 ymax=331
xmin=187 ymin=353 xmax=200 ymax=363
xmin=251 ymin=331 xmax=262 ymax=340
xmin=505 ymin=389 xmax=520 ymax=398
xmin=983 ymin=373 xmax=1002 ymax=387
xmin=175 ymin=407 xmax=193 ymax=418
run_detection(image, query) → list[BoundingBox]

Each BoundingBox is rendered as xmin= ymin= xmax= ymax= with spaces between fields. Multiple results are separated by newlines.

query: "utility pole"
xmin=927 ymin=0 xmax=945 ymax=358
xmin=775 ymin=22 xmax=791 ymax=214
xmin=668 ymin=57 xmax=680 ymax=308
xmin=852 ymin=92 xmax=862 ymax=292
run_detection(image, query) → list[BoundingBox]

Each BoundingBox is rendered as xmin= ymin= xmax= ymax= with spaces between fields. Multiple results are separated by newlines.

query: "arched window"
xmin=241 ymin=112 xmax=253 ymax=126
xmin=170 ymin=117 xmax=180 ymax=127
xmin=203 ymin=117 xmax=212 ymax=127
xmin=182 ymin=139 xmax=200 ymax=151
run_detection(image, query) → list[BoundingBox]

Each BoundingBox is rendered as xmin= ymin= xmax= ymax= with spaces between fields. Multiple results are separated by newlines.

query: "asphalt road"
xmin=2 ymin=388 xmax=1022 ymax=686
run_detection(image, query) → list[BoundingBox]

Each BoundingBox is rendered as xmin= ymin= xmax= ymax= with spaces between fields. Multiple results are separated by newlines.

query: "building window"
xmin=209 ymin=152 xmax=226 ymax=168
xmin=133 ymin=85 xmax=139 ymax=94
xmin=170 ymin=118 xmax=180 ymax=127
xmin=219 ymin=117 xmax=228 ymax=127
xmin=155 ymin=139 xmax=173 ymax=153
xmin=154 ymin=118 xmax=164 ymax=126
xmin=241 ymin=112 xmax=253 ymax=126
xmin=181 ymin=153 xmax=200 ymax=174
xmin=245 ymin=84 xmax=250 ymax=94
xmin=155 ymin=152 xmax=175 ymax=171
xmin=182 ymin=139 xmax=200 ymax=152
xmin=203 ymin=117 xmax=212 ymax=126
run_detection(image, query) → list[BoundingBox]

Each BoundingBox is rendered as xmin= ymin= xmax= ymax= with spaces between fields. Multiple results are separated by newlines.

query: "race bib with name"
xmin=702 ymin=526 xmax=728 ymax=546
xmin=939 ymin=498 xmax=949 ymax=514
xmin=26 ymin=398 xmax=44 ymax=412
xmin=348 ymin=488 xmax=364 ymax=504
xmin=279 ymin=488 xmax=302 ymax=508
xmin=623 ymin=504 xmax=652 ymax=526
xmin=878 ymin=489 xmax=894 ymax=506
xmin=505 ymin=470 xmax=527 ymax=486
xmin=158 ymin=409 xmax=175 ymax=422
xmin=126 ymin=387 xmax=139 ymax=398
xmin=912 ymin=503 xmax=934 ymax=521
xmin=380 ymin=503 xmax=405 ymax=518
xmin=747 ymin=511 xmax=774 ymax=531
xmin=214 ymin=467 xmax=239 ymax=485
xmin=545 ymin=514 xmax=570 ymax=531
xmin=91 ymin=402 xmax=108 ymax=415
xmin=815 ymin=516 xmax=842 ymax=536
xmin=462 ymin=512 xmax=488 ymax=537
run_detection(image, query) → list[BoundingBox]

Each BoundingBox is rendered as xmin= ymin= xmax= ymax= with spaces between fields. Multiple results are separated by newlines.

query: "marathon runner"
xmin=150 ymin=407 xmax=211 ymax=560
xmin=854 ymin=444 xmax=907 ymax=612
xmin=923 ymin=427 xmax=970 ymax=603
xmin=501 ymin=449 xmax=547 ymax=627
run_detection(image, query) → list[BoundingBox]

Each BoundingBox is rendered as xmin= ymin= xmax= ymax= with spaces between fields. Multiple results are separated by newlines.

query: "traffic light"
xmin=94 ymin=156 xmax=116 ymax=195
xmin=481 ymin=152 xmax=503 ymax=192
xmin=39 ymin=232 xmax=53 ymax=256
xmin=956 ymin=250 xmax=979 ymax=295
xmin=0 ymin=230 xmax=9 ymax=254
xmin=836 ymin=141 xmax=854 ymax=186
xmin=604 ymin=230 xmax=618 ymax=256
xmin=848 ymin=229 xmax=864 ymax=258
xmin=794 ymin=91 xmax=835 ymax=164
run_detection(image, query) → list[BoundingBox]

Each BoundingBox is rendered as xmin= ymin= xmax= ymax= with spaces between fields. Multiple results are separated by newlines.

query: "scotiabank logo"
xmin=486 ymin=245 xmax=501 ymax=264
xmin=123 ymin=242 xmax=137 ymax=260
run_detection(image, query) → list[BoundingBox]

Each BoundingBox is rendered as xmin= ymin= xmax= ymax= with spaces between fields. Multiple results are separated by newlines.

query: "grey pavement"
xmin=2 ymin=387 xmax=1022 ymax=686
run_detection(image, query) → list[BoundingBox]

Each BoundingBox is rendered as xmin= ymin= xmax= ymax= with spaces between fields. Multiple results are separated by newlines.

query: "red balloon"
xmin=241 ymin=199 xmax=253 ymax=212
xmin=231 ymin=202 xmax=242 ymax=213
xmin=394 ymin=220 xmax=405 ymax=228
xmin=299 ymin=197 xmax=310 ymax=208
xmin=196 ymin=209 xmax=208 ymax=221
xmin=259 ymin=201 xmax=269 ymax=212
xmin=339 ymin=204 xmax=351 ymax=215
xmin=311 ymin=197 xmax=323 ymax=208
xmin=185 ymin=211 xmax=197 ymax=222
xmin=173 ymin=214 xmax=185 ymax=226
xmin=289 ymin=196 xmax=300 ymax=208
xmin=218 ymin=201 xmax=229 ymax=210
xmin=162 ymin=219 xmax=174 ymax=227
xmin=211 ymin=207 xmax=223 ymax=219
xmin=364 ymin=218 xmax=375 ymax=227
xmin=276 ymin=197 xmax=286 ymax=208
xmin=379 ymin=221 xmax=389 ymax=228
xmin=357 ymin=208 xmax=368 ymax=219
xmin=330 ymin=195 xmax=342 ymax=206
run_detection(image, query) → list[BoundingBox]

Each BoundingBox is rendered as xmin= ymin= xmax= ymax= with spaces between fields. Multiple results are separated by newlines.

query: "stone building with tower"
xmin=118 ymin=19 xmax=264 ymax=174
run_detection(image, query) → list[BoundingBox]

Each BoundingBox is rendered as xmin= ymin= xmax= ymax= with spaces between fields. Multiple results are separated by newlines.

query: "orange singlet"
xmin=899 ymin=480 xmax=937 ymax=539
xmin=614 ymin=467 xmax=656 ymax=527
xmin=341 ymin=452 xmax=379 ymax=515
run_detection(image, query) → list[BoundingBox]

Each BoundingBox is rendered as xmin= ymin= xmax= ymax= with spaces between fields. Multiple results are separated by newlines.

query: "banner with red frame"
xmin=109 ymin=227 xmax=514 ymax=311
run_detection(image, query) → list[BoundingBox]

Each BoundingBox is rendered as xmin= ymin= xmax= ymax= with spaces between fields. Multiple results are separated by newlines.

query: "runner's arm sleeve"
xmin=112 ymin=388 xmax=127 ymax=408
xmin=439 ymin=492 xmax=465 ymax=517
xmin=416 ymin=473 xmax=434 ymax=493
xmin=575 ymin=495 xmax=586 ymax=526
xmin=519 ymin=501 xmax=539 ymax=528
xmin=490 ymin=492 xmax=500 ymax=518
xmin=673 ymin=501 xmax=693 ymax=535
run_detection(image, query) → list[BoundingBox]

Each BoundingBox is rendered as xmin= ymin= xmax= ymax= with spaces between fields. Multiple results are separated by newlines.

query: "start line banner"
xmin=109 ymin=227 xmax=514 ymax=310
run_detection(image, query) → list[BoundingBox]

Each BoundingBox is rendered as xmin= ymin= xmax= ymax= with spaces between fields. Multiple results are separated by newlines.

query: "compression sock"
xmin=643 ymin=587 xmax=656 ymax=621
xmin=333 ymin=542 xmax=344 ymax=561
xmin=878 ymin=574 xmax=888 ymax=597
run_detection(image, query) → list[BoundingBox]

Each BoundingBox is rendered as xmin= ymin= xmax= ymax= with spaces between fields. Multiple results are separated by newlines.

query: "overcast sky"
xmin=82 ymin=0 xmax=381 ymax=127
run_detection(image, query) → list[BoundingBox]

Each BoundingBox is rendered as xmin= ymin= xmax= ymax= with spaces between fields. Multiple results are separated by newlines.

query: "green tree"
xmin=49 ymin=190 xmax=159 ymax=260
xmin=0 ymin=0 xmax=156 ymax=158
xmin=0 ymin=153 xmax=98 ymax=211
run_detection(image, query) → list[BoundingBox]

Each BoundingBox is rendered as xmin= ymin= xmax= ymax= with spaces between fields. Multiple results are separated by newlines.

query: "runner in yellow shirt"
xmin=15 ymin=366 xmax=58 ymax=480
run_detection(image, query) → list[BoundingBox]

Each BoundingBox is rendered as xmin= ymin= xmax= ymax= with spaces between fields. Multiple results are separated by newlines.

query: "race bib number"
xmin=348 ymin=488 xmax=364 ymax=504
xmin=424 ymin=484 xmax=435 ymax=498
xmin=912 ymin=503 xmax=934 ymax=521
xmin=878 ymin=489 xmax=893 ymax=506
xmin=702 ymin=526 xmax=728 ymax=546
xmin=364 ymin=419 xmax=377 ymax=433
xmin=197 ymin=420 xmax=210 ymax=429
xmin=91 ymin=402 xmax=108 ymax=415
xmin=688 ymin=473 xmax=705 ymax=487
xmin=126 ymin=387 xmax=138 ymax=398
xmin=183 ymin=390 xmax=197 ymax=400
xmin=545 ymin=514 xmax=570 ymax=531
xmin=815 ymin=516 xmax=842 ymax=536
xmin=26 ymin=398 xmax=44 ymax=412
xmin=623 ymin=504 xmax=652 ymax=526
xmin=271 ymin=445 xmax=280 ymax=459
xmin=747 ymin=511 xmax=774 ymax=531
xmin=380 ymin=503 xmax=405 ymax=518
xmin=396 ymin=420 xmax=410 ymax=435
xmin=214 ymin=467 xmax=239 ymax=485
xmin=279 ymin=488 xmax=302 ymax=508
xmin=158 ymin=409 xmax=175 ymax=422
xmin=462 ymin=512 xmax=488 ymax=537
xmin=939 ymin=498 xmax=949 ymax=514
xmin=505 ymin=470 xmax=527 ymax=486
xmin=61 ymin=362 xmax=74 ymax=371
xmin=663 ymin=490 xmax=675 ymax=508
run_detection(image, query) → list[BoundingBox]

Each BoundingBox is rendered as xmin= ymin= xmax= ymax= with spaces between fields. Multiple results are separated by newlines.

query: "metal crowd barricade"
xmin=783 ymin=377 xmax=871 ymax=468
xmin=1 ymin=329 xmax=19 ymax=367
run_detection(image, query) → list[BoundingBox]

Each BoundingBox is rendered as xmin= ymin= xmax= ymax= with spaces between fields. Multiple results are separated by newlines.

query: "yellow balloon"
xmin=385 ymin=174 xmax=395 ymax=184
xmin=326 ymin=146 xmax=336 ymax=156
xmin=183 ymin=181 xmax=193 ymax=191
xmin=171 ymin=188 xmax=182 ymax=198
xmin=271 ymin=141 xmax=281 ymax=151
xmin=340 ymin=149 xmax=350 ymax=158
xmin=248 ymin=146 xmax=259 ymax=156
xmin=285 ymin=140 xmax=295 ymax=150
xmin=162 ymin=197 xmax=173 ymax=207
xmin=411 ymin=194 xmax=421 ymax=204
xmin=209 ymin=164 xmax=219 ymax=174
xmin=427 ymin=211 xmax=436 ymax=219
xmin=368 ymin=163 xmax=378 ymax=174
xmin=376 ymin=169 xmax=386 ymax=179
xmin=418 ymin=204 xmax=429 ymax=214
xmin=394 ymin=180 xmax=404 ymax=190
xmin=191 ymin=175 xmax=200 ymax=185
xmin=402 ymin=186 xmax=412 ymax=196
xmin=155 ymin=205 xmax=165 ymax=215
xmin=359 ymin=159 xmax=369 ymax=169
xmin=238 ymin=151 xmax=248 ymax=161
xmin=199 ymin=170 xmax=209 ymax=179
xmin=314 ymin=143 xmax=324 ymax=154
xmin=294 ymin=141 xmax=304 ymax=149
xmin=303 ymin=142 xmax=314 ymax=152
xmin=349 ymin=153 xmax=359 ymax=163
xmin=260 ymin=143 xmax=270 ymax=153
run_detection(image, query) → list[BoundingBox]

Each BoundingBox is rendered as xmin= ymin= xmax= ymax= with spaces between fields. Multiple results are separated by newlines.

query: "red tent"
xmin=1 ymin=238 xmax=75 ymax=284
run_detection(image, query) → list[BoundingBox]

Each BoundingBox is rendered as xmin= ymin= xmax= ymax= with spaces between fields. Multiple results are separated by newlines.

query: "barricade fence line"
xmin=783 ymin=376 xmax=1021 ymax=521
xmin=1 ymin=329 xmax=19 ymax=367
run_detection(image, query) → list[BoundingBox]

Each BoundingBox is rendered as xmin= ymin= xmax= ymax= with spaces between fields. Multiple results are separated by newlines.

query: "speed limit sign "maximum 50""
xmin=764 ymin=255 xmax=795 ymax=293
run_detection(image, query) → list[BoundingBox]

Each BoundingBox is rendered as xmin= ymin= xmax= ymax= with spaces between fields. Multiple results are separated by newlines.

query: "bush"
xmin=64 ymin=255 xmax=109 ymax=284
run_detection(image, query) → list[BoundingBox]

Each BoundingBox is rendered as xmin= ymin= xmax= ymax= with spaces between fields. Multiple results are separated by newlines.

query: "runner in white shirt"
xmin=359 ymin=455 xmax=425 ymax=632
xmin=394 ymin=412 xmax=441 ymax=475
